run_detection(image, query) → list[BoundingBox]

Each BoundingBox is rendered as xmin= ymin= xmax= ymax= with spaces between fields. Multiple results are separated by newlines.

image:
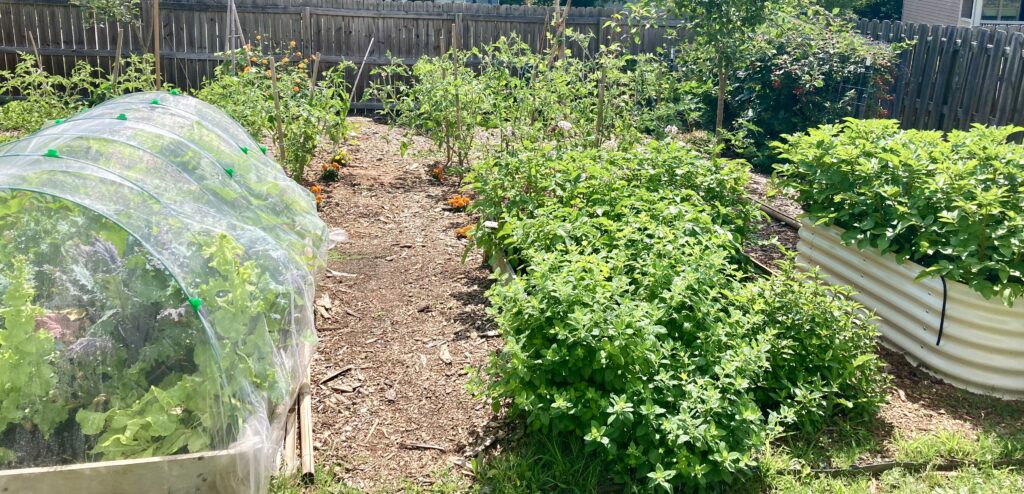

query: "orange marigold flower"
xmin=292 ymin=86 xmax=300 ymax=92
xmin=310 ymin=185 xmax=322 ymax=194
xmin=431 ymin=166 xmax=445 ymax=183
xmin=265 ymin=70 xmax=272 ymax=77
xmin=455 ymin=224 xmax=474 ymax=239
xmin=447 ymin=194 xmax=472 ymax=210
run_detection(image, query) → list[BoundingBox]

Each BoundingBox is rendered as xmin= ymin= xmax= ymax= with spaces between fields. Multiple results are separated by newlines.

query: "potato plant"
xmin=774 ymin=119 xmax=1024 ymax=305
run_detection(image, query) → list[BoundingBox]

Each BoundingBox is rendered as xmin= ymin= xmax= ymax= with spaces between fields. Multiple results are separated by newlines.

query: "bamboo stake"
xmin=349 ymin=38 xmax=374 ymax=106
xmin=152 ymin=0 xmax=161 ymax=88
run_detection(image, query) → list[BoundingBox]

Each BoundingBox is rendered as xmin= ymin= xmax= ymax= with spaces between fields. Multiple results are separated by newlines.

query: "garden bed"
xmin=797 ymin=220 xmax=1024 ymax=399
xmin=0 ymin=432 xmax=259 ymax=494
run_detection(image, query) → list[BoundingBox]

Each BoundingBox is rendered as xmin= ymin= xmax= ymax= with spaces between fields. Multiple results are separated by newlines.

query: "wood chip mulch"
xmin=303 ymin=119 xmax=500 ymax=490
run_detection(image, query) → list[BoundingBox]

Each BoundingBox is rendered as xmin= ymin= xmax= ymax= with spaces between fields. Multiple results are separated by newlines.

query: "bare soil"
xmin=305 ymin=119 xmax=499 ymax=490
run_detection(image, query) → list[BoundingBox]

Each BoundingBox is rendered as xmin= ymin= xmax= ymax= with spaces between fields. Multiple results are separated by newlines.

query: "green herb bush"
xmin=774 ymin=118 xmax=1024 ymax=306
xmin=466 ymin=140 xmax=758 ymax=269
xmin=470 ymin=144 xmax=888 ymax=489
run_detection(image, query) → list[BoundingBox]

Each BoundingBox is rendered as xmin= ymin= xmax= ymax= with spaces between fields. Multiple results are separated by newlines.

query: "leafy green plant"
xmin=470 ymin=143 xmax=887 ymax=489
xmin=0 ymin=53 xmax=166 ymax=137
xmin=368 ymin=49 xmax=491 ymax=169
xmin=197 ymin=40 xmax=354 ymax=179
xmin=774 ymin=118 xmax=1024 ymax=305
xmin=0 ymin=257 xmax=68 ymax=463
xmin=465 ymin=140 xmax=758 ymax=270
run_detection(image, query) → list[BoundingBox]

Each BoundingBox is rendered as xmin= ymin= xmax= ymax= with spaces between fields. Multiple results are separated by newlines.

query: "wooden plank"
xmin=0 ymin=438 xmax=258 ymax=494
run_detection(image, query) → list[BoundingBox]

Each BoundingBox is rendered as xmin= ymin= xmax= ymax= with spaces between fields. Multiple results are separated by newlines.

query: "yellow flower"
xmin=289 ymin=40 xmax=297 ymax=49
xmin=255 ymin=35 xmax=262 ymax=41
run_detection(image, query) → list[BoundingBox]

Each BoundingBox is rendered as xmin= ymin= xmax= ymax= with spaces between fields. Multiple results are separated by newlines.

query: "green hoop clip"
xmin=259 ymin=144 xmax=268 ymax=155
xmin=54 ymin=119 xmax=64 ymax=124
xmin=240 ymin=146 xmax=249 ymax=155
xmin=188 ymin=297 xmax=203 ymax=313
xmin=225 ymin=167 xmax=235 ymax=177
xmin=44 ymin=149 xmax=59 ymax=158
xmin=169 ymin=89 xmax=181 ymax=95
xmin=116 ymin=113 xmax=127 ymax=121
xmin=150 ymin=98 xmax=160 ymax=105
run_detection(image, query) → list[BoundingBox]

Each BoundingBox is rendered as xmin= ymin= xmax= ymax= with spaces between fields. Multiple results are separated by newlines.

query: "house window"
xmin=962 ymin=0 xmax=976 ymax=18
xmin=980 ymin=0 xmax=1024 ymax=21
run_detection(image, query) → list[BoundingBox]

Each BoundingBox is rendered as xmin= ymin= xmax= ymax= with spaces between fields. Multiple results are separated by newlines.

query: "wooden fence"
xmin=858 ymin=19 xmax=1024 ymax=131
xmin=0 ymin=0 xmax=682 ymax=102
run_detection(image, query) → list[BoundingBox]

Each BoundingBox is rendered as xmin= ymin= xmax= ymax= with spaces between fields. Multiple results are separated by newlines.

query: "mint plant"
xmin=774 ymin=119 xmax=1024 ymax=306
xmin=471 ymin=143 xmax=887 ymax=489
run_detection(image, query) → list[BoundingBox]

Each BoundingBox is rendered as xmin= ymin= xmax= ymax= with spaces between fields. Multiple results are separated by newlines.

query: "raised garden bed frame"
xmin=797 ymin=220 xmax=1024 ymax=399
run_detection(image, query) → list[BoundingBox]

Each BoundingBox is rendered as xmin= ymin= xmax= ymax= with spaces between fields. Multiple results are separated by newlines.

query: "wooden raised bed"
xmin=797 ymin=220 xmax=1024 ymax=399
xmin=0 ymin=436 xmax=259 ymax=494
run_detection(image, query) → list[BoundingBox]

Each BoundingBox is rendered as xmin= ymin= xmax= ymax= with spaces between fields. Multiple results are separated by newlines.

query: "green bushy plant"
xmin=369 ymin=49 xmax=491 ymax=169
xmin=472 ymin=144 xmax=887 ymax=489
xmin=0 ymin=53 xmax=165 ymax=137
xmin=368 ymin=28 xmax=704 ymax=166
xmin=0 ymin=257 xmax=68 ymax=464
xmin=676 ymin=7 xmax=898 ymax=169
xmin=465 ymin=140 xmax=758 ymax=269
xmin=774 ymin=118 xmax=1024 ymax=306
xmin=197 ymin=40 xmax=354 ymax=179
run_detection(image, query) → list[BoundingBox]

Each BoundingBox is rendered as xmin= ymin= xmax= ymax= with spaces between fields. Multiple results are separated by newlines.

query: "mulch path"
xmin=304 ymin=118 xmax=500 ymax=490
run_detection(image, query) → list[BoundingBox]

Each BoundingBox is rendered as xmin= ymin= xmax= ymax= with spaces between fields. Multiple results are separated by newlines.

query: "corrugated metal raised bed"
xmin=796 ymin=220 xmax=1024 ymax=399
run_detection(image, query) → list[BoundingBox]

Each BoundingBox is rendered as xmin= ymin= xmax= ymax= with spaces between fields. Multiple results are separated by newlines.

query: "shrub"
xmin=367 ymin=50 xmax=491 ymax=169
xmin=680 ymin=8 xmax=898 ymax=169
xmin=774 ymin=118 xmax=1024 ymax=306
xmin=367 ymin=33 xmax=705 ymax=162
xmin=474 ymin=144 xmax=887 ymax=489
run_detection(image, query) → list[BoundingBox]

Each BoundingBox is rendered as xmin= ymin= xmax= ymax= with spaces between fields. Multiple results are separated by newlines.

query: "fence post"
xmin=302 ymin=7 xmax=312 ymax=56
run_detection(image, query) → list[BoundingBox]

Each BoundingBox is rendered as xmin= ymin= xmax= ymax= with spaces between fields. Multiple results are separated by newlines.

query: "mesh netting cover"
xmin=0 ymin=92 xmax=327 ymax=490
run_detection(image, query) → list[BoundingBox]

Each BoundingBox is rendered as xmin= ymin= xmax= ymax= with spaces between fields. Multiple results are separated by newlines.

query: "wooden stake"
xmin=269 ymin=58 xmax=287 ymax=169
xmin=283 ymin=405 xmax=298 ymax=475
xmin=112 ymin=26 xmax=125 ymax=87
xmin=152 ymin=0 xmax=161 ymax=88
xmin=309 ymin=52 xmax=321 ymax=92
xmin=595 ymin=64 xmax=606 ymax=148
xmin=299 ymin=374 xmax=314 ymax=483
xmin=27 ymin=31 xmax=42 ymax=71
